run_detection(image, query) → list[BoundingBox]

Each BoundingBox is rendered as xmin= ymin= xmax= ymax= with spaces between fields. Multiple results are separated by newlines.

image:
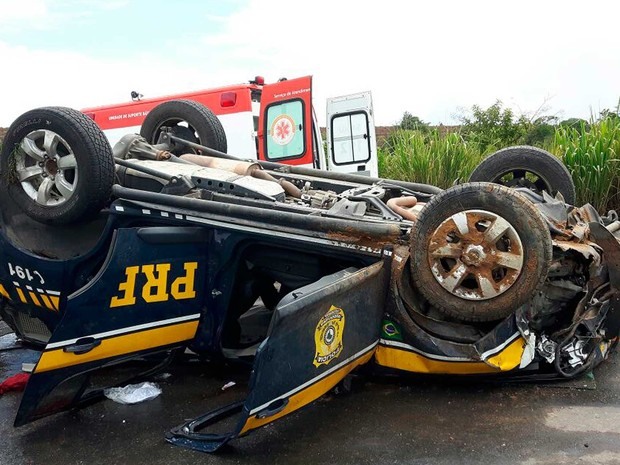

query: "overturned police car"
xmin=0 ymin=105 xmax=619 ymax=453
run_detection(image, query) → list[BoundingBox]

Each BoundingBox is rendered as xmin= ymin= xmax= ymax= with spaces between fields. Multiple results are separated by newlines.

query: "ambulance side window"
xmin=264 ymin=99 xmax=305 ymax=160
xmin=330 ymin=112 xmax=370 ymax=165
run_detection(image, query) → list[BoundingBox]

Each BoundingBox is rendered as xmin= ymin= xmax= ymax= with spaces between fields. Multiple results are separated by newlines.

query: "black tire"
xmin=410 ymin=182 xmax=552 ymax=322
xmin=469 ymin=145 xmax=576 ymax=205
xmin=0 ymin=107 xmax=115 ymax=225
xmin=140 ymin=99 xmax=227 ymax=154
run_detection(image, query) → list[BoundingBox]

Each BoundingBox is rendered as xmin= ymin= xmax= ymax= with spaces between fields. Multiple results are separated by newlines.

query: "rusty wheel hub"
xmin=44 ymin=158 xmax=59 ymax=176
xmin=427 ymin=209 xmax=524 ymax=301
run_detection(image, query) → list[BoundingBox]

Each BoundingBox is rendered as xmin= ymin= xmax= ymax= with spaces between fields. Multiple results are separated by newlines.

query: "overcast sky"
xmin=0 ymin=0 xmax=618 ymax=127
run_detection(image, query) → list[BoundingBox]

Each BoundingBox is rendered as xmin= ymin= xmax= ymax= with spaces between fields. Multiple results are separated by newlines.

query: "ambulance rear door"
xmin=326 ymin=92 xmax=378 ymax=177
xmin=257 ymin=76 xmax=314 ymax=168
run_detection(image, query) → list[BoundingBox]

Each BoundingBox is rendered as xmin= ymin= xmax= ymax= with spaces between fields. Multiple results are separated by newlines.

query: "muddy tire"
xmin=469 ymin=145 xmax=576 ymax=205
xmin=140 ymin=99 xmax=227 ymax=154
xmin=0 ymin=107 xmax=115 ymax=225
xmin=410 ymin=182 xmax=552 ymax=322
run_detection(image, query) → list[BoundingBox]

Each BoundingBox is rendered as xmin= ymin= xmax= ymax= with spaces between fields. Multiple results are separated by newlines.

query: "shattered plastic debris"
xmin=21 ymin=363 xmax=35 ymax=373
xmin=104 ymin=382 xmax=162 ymax=405
xmin=221 ymin=381 xmax=236 ymax=391
xmin=537 ymin=335 xmax=557 ymax=363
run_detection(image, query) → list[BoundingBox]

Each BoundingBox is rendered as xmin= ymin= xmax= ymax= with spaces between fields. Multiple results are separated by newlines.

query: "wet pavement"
xmin=1 ymin=320 xmax=620 ymax=465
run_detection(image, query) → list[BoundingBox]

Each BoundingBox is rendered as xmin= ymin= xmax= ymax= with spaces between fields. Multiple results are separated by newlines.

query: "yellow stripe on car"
xmin=15 ymin=287 xmax=27 ymax=303
xmin=483 ymin=337 xmax=525 ymax=371
xmin=374 ymin=337 xmax=525 ymax=374
xmin=28 ymin=292 xmax=41 ymax=307
xmin=239 ymin=350 xmax=375 ymax=434
xmin=35 ymin=320 xmax=199 ymax=373
xmin=39 ymin=294 xmax=57 ymax=311
xmin=0 ymin=284 xmax=11 ymax=300
xmin=48 ymin=295 xmax=60 ymax=310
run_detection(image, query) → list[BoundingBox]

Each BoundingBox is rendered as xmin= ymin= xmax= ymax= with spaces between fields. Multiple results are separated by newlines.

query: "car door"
xmin=327 ymin=91 xmax=378 ymax=177
xmin=257 ymin=76 xmax=315 ymax=167
xmin=167 ymin=255 xmax=391 ymax=452
xmin=15 ymin=226 xmax=209 ymax=426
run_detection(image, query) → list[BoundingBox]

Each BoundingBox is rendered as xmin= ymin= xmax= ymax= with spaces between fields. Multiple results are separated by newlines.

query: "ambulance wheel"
xmin=0 ymin=107 xmax=115 ymax=225
xmin=140 ymin=99 xmax=228 ymax=154
xmin=469 ymin=145 xmax=576 ymax=205
xmin=410 ymin=182 xmax=552 ymax=322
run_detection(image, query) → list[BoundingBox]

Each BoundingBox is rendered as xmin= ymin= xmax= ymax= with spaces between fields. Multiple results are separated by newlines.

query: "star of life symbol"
xmin=271 ymin=114 xmax=295 ymax=146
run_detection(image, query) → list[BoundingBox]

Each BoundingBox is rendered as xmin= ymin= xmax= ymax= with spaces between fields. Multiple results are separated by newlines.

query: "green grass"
xmin=379 ymin=119 xmax=620 ymax=213
xmin=549 ymin=117 xmax=620 ymax=213
xmin=379 ymin=130 xmax=486 ymax=189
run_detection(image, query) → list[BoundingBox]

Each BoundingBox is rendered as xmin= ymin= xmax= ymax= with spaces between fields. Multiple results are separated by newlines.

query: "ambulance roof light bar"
xmin=249 ymin=76 xmax=265 ymax=85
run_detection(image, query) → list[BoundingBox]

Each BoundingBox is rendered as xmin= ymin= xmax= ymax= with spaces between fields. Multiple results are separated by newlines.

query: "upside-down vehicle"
xmin=0 ymin=101 xmax=618 ymax=453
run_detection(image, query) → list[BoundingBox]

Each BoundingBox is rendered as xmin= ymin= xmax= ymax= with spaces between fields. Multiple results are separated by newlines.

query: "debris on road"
xmin=104 ymin=382 xmax=162 ymax=405
xmin=0 ymin=373 xmax=30 ymax=395
xmin=21 ymin=362 xmax=35 ymax=373
xmin=221 ymin=381 xmax=236 ymax=391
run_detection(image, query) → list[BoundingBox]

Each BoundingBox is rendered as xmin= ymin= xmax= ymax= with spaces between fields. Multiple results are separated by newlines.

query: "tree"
xmin=457 ymin=100 xmax=527 ymax=150
xmin=599 ymin=108 xmax=620 ymax=122
xmin=522 ymin=115 xmax=557 ymax=146
xmin=399 ymin=112 xmax=429 ymax=132
xmin=559 ymin=118 xmax=590 ymax=132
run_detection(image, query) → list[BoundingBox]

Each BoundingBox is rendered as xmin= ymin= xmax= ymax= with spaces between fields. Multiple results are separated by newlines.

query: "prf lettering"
xmin=110 ymin=262 xmax=198 ymax=308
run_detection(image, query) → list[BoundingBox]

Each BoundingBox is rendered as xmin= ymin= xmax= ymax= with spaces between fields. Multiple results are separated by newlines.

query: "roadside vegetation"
xmin=379 ymin=102 xmax=620 ymax=212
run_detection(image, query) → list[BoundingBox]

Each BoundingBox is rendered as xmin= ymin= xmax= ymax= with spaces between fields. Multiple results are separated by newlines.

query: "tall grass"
xmin=550 ymin=117 xmax=620 ymax=213
xmin=379 ymin=120 xmax=620 ymax=213
xmin=379 ymin=130 xmax=485 ymax=188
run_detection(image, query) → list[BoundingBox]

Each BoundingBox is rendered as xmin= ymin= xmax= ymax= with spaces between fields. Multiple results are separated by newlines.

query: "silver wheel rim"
xmin=14 ymin=129 xmax=78 ymax=206
xmin=427 ymin=209 xmax=524 ymax=301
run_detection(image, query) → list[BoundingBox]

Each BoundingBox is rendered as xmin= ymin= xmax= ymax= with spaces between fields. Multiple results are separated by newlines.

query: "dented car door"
xmin=167 ymin=255 xmax=391 ymax=452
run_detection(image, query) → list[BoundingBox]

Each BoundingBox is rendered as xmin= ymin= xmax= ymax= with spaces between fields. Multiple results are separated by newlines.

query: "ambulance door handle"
xmin=63 ymin=337 xmax=102 ymax=355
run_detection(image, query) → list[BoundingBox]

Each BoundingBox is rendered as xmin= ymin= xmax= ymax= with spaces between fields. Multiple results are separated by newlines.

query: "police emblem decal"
xmin=313 ymin=305 xmax=345 ymax=367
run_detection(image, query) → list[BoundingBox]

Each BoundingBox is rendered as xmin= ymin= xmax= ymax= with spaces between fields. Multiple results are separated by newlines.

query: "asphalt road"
xmin=2 ymin=322 xmax=620 ymax=465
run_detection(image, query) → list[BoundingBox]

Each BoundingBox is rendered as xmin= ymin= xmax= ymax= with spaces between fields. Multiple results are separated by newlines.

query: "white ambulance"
xmin=82 ymin=76 xmax=379 ymax=177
